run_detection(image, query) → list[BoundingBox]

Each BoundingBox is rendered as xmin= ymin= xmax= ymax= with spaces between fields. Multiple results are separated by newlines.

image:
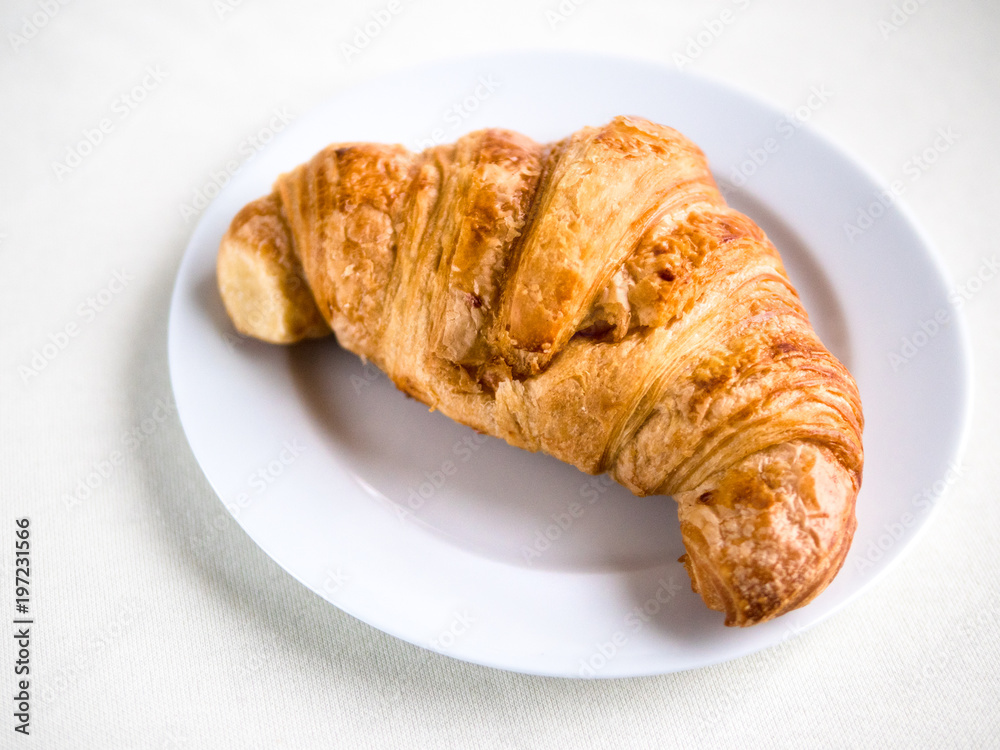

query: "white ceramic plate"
xmin=168 ymin=52 xmax=971 ymax=677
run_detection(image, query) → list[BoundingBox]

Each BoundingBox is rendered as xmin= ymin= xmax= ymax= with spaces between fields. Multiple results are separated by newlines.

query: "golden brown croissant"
xmin=217 ymin=116 xmax=864 ymax=626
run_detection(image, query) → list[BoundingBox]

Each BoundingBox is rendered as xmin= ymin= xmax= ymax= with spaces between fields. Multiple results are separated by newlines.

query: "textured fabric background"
xmin=2 ymin=0 xmax=998 ymax=747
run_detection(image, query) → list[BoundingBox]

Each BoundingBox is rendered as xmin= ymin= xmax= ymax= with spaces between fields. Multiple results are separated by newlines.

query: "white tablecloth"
xmin=3 ymin=0 xmax=998 ymax=746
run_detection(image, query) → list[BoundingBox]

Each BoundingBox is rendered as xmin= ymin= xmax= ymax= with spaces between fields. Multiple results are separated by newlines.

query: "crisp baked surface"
xmin=217 ymin=116 xmax=864 ymax=626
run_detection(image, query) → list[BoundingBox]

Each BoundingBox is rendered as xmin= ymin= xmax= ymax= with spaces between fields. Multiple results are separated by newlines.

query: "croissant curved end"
xmin=674 ymin=440 xmax=859 ymax=627
xmin=217 ymin=194 xmax=330 ymax=344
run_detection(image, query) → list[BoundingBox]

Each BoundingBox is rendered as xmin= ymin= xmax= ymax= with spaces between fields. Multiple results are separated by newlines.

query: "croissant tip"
xmin=674 ymin=441 xmax=860 ymax=627
xmin=217 ymin=194 xmax=330 ymax=344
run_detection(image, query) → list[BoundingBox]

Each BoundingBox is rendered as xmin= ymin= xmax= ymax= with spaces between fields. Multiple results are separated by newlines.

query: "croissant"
xmin=217 ymin=115 xmax=864 ymax=627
